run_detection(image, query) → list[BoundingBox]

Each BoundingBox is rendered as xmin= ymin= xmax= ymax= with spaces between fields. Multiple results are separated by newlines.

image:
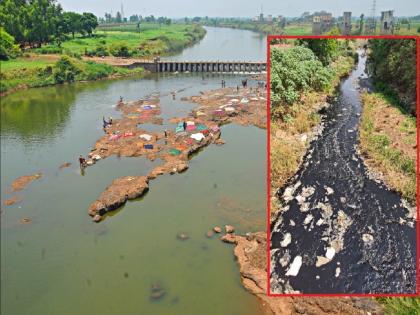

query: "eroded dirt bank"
xmin=270 ymin=53 xmax=416 ymax=293
xmin=84 ymin=85 xmax=267 ymax=221
xmin=223 ymin=233 xmax=384 ymax=315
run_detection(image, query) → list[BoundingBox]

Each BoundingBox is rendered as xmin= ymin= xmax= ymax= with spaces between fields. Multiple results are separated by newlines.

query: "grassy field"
xmin=359 ymin=91 xmax=416 ymax=203
xmin=33 ymin=23 xmax=206 ymax=57
xmin=0 ymin=55 xmax=143 ymax=94
xmin=1 ymin=23 xmax=206 ymax=95
xmin=283 ymin=23 xmax=312 ymax=35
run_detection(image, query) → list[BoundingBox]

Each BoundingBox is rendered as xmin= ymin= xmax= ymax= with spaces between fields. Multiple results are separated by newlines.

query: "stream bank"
xmin=270 ymin=52 xmax=416 ymax=294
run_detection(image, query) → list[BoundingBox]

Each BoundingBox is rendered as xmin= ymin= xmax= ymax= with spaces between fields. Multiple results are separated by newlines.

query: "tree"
xmin=359 ymin=14 xmax=365 ymax=35
xmin=368 ymin=39 xmax=416 ymax=114
xmin=26 ymin=0 xmax=63 ymax=47
xmin=0 ymin=27 xmax=20 ymax=60
xmin=129 ymin=14 xmax=139 ymax=23
xmin=0 ymin=0 xmax=28 ymax=44
xmin=62 ymin=12 xmax=82 ymax=38
xmin=104 ymin=13 xmax=112 ymax=23
xmin=80 ymin=12 xmax=98 ymax=37
xmin=116 ymin=11 xmax=122 ymax=23
xmin=297 ymin=38 xmax=339 ymax=65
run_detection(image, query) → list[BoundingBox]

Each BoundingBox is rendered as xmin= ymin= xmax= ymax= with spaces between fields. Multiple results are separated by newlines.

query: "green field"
xmin=1 ymin=23 xmax=206 ymax=95
xmin=283 ymin=24 xmax=312 ymax=35
xmin=0 ymin=57 xmax=56 ymax=71
xmin=33 ymin=23 xmax=206 ymax=57
xmin=0 ymin=55 xmax=144 ymax=94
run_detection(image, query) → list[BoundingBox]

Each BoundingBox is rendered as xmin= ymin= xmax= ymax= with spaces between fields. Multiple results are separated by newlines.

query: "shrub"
xmin=53 ymin=56 xmax=80 ymax=83
xmin=36 ymin=46 xmax=63 ymax=54
xmin=109 ymin=42 xmax=131 ymax=57
xmin=368 ymin=39 xmax=416 ymax=114
xmin=297 ymin=38 xmax=339 ymax=66
xmin=270 ymin=46 xmax=333 ymax=109
xmin=93 ymin=45 xmax=109 ymax=57
xmin=82 ymin=61 xmax=113 ymax=80
xmin=0 ymin=27 xmax=20 ymax=60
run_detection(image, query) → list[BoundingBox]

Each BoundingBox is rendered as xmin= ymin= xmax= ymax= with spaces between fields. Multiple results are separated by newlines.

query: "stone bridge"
xmin=121 ymin=60 xmax=266 ymax=73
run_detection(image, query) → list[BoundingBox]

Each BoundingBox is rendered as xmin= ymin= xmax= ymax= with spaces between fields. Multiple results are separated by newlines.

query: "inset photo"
xmin=268 ymin=36 xmax=418 ymax=294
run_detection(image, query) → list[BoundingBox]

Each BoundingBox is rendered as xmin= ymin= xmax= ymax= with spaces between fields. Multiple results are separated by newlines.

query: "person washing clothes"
xmin=79 ymin=155 xmax=86 ymax=168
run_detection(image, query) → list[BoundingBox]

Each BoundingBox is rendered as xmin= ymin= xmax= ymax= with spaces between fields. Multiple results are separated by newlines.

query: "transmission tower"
xmin=121 ymin=2 xmax=124 ymax=21
xmin=367 ymin=0 xmax=377 ymax=34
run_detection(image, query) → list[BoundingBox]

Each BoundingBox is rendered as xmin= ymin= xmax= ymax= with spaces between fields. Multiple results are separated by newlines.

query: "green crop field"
xmin=283 ymin=24 xmax=312 ymax=35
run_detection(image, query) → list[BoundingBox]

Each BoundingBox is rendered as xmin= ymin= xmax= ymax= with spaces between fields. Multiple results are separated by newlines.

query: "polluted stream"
xmin=270 ymin=52 xmax=417 ymax=294
xmin=1 ymin=27 xmax=267 ymax=315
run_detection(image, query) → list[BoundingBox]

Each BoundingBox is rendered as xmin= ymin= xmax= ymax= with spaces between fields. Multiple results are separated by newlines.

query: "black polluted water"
xmin=270 ymin=52 xmax=416 ymax=294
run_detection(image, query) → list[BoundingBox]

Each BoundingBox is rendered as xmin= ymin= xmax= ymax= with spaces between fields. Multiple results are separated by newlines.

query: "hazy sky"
xmin=59 ymin=0 xmax=420 ymax=18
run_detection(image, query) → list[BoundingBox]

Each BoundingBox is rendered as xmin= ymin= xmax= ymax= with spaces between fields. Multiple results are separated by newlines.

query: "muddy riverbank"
xmin=270 ymin=52 xmax=416 ymax=294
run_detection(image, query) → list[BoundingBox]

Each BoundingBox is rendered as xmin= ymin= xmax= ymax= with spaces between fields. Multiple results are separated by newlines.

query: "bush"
xmin=53 ymin=56 xmax=80 ymax=83
xmin=0 ymin=27 xmax=20 ymax=60
xmin=93 ymin=45 xmax=109 ymax=57
xmin=82 ymin=61 xmax=113 ymax=80
xmin=297 ymin=38 xmax=339 ymax=66
xmin=270 ymin=46 xmax=333 ymax=108
xmin=63 ymin=49 xmax=82 ymax=59
xmin=109 ymin=42 xmax=131 ymax=57
xmin=36 ymin=46 xmax=63 ymax=54
xmin=368 ymin=39 xmax=416 ymax=114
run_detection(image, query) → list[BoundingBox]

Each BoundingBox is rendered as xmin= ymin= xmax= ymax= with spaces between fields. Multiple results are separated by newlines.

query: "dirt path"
xmin=270 ymin=52 xmax=416 ymax=293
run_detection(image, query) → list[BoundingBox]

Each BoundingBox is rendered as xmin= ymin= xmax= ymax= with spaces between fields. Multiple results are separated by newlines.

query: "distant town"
xmin=97 ymin=2 xmax=419 ymax=36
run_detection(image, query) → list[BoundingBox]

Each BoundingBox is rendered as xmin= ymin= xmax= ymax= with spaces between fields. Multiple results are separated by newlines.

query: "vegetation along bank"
xmin=0 ymin=1 xmax=206 ymax=95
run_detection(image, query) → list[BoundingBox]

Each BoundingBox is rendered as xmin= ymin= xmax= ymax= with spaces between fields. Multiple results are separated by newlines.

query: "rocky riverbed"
xmin=84 ymin=86 xmax=267 ymax=221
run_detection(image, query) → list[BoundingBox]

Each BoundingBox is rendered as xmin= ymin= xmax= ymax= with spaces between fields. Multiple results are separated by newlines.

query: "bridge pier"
xmin=124 ymin=60 xmax=266 ymax=73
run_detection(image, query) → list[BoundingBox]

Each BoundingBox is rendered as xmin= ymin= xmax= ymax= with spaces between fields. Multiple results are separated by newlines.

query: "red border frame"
xmin=266 ymin=35 xmax=420 ymax=297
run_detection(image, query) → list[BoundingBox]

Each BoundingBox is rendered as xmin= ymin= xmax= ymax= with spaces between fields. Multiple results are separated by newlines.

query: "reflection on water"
xmin=1 ymin=27 xmax=266 ymax=315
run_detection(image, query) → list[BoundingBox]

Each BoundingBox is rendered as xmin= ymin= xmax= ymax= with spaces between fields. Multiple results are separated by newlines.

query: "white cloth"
xmin=190 ymin=133 xmax=205 ymax=141
xmin=139 ymin=134 xmax=152 ymax=141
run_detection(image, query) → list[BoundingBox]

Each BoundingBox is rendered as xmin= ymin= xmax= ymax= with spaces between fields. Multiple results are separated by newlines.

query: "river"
xmin=270 ymin=52 xmax=416 ymax=294
xmin=1 ymin=27 xmax=267 ymax=315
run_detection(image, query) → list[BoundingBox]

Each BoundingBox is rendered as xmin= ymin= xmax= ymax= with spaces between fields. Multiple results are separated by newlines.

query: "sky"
xmin=59 ymin=0 xmax=420 ymax=18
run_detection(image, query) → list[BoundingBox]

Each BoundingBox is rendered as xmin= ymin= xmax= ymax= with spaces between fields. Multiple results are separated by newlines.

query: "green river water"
xmin=1 ymin=27 xmax=267 ymax=315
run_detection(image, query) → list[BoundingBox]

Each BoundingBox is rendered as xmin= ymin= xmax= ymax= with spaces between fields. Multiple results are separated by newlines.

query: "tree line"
xmin=101 ymin=13 xmax=171 ymax=25
xmin=367 ymin=39 xmax=417 ymax=115
xmin=0 ymin=0 xmax=98 ymax=50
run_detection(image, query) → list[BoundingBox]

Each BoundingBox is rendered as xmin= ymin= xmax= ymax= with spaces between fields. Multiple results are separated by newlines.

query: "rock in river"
xmin=225 ymin=225 xmax=235 ymax=233
xmin=88 ymin=176 xmax=149 ymax=217
xmin=213 ymin=226 xmax=222 ymax=233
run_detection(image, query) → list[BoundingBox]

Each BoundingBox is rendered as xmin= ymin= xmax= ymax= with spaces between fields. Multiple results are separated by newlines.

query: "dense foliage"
xmin=270 ymin=46 xmax=333 ymax=108
xmin=297 ymin=38 xmax=339 ymax=65
xmin=0 ymin=28 xmax=20 ymax=60
xmin=0 ymin=0 xmax=98 ymax=49
xmin=367 ymin=39 xmax=416 ymax=114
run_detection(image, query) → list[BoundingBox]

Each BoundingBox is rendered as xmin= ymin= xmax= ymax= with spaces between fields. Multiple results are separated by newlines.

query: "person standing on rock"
xmin=183 ymin=121 xmax=187 ymax=131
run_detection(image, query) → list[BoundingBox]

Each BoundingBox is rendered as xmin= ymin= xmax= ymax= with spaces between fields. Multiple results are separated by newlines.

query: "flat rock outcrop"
xmin=84 ymin=86 xmax=266 ymax=219
xmin=88 ymin=176 xmax=149 ymax=219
